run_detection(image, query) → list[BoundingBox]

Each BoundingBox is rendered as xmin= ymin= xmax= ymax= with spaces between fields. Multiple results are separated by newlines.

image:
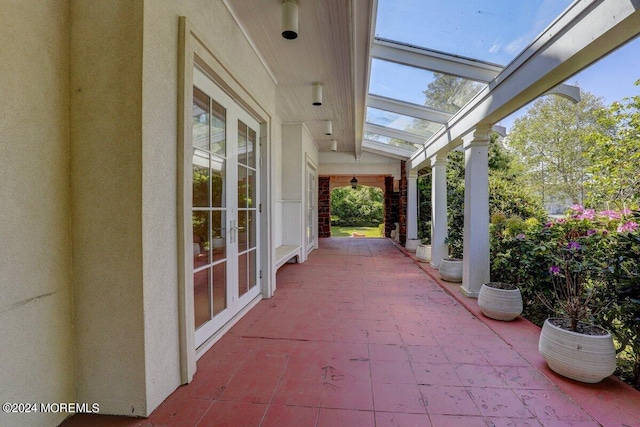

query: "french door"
xmin=192 ymin=67 xmax=260 ymax=348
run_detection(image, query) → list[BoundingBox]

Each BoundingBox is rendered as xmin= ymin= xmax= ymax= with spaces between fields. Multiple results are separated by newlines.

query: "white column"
xmin=461 ymin=125 xmax=491 ymax=297
xmin=407 ymin=169 xmax=418 ymax=240
xmin=430 ymin=153 xmax=448 ymax=268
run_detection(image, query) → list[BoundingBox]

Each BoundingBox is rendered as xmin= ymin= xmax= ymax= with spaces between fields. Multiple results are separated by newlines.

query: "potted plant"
xmin=538 ymin=240 xmax=616 ymax=383
xmin=439 ymin=235 xmax=463 ymax=282
xmin=416 ymin=238 xmax=431 ymax=263
xmin=478 ymin=282 xmax=523 ymax=321
xmin=405 ymin=237 xmax=420 ymax=252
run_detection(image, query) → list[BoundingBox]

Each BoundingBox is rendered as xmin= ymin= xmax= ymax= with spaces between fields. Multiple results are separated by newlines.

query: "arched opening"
xmin=329 ymin=185 xmax=384 ymax=237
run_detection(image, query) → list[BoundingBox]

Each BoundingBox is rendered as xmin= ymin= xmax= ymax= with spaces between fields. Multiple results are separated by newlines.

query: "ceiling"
xmin=224 ymin=0 xmax=372 ymax=157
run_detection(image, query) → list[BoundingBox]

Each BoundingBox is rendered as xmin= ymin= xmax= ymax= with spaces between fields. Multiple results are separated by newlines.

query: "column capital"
xmin=462 ymin=124 xmax=492 ymax=149
xmin=407 ymin=169 xmax=418 ymax=180
xmin=430 ymin=152 xmax=448 ymax=168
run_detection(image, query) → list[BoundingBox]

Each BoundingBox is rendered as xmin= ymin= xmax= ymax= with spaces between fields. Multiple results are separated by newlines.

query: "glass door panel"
xmin=192 ymin=72 xmax=229 ymax=342
xmin=193 ymin=67 xmax=260 ymax=349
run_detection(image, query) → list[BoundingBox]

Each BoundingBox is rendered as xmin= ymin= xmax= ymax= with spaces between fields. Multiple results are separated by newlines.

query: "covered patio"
xmin=3 ymin=1 xmax=640 ymax=426
xmin=63 ymin=238 xmax=639 ymax=426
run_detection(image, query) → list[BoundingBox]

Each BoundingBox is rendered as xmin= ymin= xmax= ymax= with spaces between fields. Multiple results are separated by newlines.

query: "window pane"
xmin=248 ymin=210 xmax=256 ymax=251
xmin=211 ymin=156 xmax=225 ymax=208
xmin=246 ymin=168 xmax=255 ymax=209
xmin=194 ymin=268 xmax=211 ymax=328
xmin=238 ymin=252 xmax=248 ymax=297
xmin=366 ymin=106 xmax=442 ymax=138
xmin=192 ymin=150 xmax=209 ymax=207
xmin=237 ymin=120 xmax=248 ymax=165
xmin=193 ymin=211 xmax=210 ymax=265
xmin=238 ymin=210 xmax=247 ymax=253
xmin=237 ymin=166 xmax=248 ymax=209
xmin=212 ymin=262 xmax=226 ymax=316
xmin=193 ymin=87 xmax=209 ymax=151
xmin=248 ymin=249 xmax=257 ymax=291
xmin=212 ymin=210 xmax=226 ymax=261
xmin=211 ymin=99 xmax=226 ymax=156
xmin=247 ymin=126 xmax=256 ymax=169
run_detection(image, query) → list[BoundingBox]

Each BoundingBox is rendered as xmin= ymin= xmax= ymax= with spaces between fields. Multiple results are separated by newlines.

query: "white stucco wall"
xmin=140 ymin=1 xmax=279 ymax=412
xmin=318 ymin=151 xmax=402 ymax=180
xmin=0 ymin=2 xmax=75 ymax=427
xmin=70 ymin=0 xmax=147 ymax=416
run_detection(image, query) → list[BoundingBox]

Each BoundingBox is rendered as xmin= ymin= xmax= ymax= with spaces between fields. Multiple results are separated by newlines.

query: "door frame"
xmin=177 ymin=17 xmax=272 ymax=383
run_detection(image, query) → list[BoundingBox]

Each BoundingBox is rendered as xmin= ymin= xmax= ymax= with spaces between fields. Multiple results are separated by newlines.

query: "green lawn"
xmin=331 ymin=226 xmax=383 ymax=238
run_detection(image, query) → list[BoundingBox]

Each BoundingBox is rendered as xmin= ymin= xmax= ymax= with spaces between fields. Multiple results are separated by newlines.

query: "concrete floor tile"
xmin=418 ymin=385 xmax=480 ymax=416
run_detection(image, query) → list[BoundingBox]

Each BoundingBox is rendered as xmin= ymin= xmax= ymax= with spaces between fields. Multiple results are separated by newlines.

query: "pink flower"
xmin=587 ymin=229 xmax=597 ymax=236
xmin=578 ymin=209 xmax=595 ymax=220
xmin=549 ymin=266 xmax=561 ymax=275
xmin=617 ymin=221 xmax=639 ymax=233
xmin=598 ymin=210 xmax=621 ymax=220
xmin=516 ymin=233 xmax=525 ymax=240
xmin=570 ymin=204 xmax=585 ymax=213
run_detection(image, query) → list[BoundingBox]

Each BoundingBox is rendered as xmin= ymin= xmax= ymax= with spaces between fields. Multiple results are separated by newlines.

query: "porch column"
xmin=430 ymin=153 xmax=448 ymax=268
xmin=406 ymin=169 xmax=418 ymax=240
xmin=461 ymin=125 xmax=491 ymax=297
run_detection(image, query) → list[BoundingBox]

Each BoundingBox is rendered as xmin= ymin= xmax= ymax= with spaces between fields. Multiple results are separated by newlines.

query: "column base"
xmin=460 ymin=286 xmax=479 ymax=298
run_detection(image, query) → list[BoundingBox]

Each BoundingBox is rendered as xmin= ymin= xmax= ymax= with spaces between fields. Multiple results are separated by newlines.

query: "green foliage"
xmin=491 ymin=207 xmax=640 ymax=388
xmin=506 ymin=90 xmax=606 ymax=207
xmin=584 ymin=81 xmax=640 ymax=210
xmin=331 ymin=185 xmax=384 ymax=227
xmin=436 ymin=134 xmax=545 ymax=259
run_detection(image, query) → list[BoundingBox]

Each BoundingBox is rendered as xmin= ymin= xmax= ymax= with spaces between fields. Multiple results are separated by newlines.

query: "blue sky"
xmin=373 ymin=0 xmax=640 ymax=134
xmin=499 ymin=36 xmax=640 ymax=132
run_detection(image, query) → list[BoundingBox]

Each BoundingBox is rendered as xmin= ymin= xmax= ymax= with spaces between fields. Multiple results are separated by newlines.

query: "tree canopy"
xmin=505 ymin=90 xmax=606 ymax=210
xmin=584 ymin=81 xmax=640 ymax=210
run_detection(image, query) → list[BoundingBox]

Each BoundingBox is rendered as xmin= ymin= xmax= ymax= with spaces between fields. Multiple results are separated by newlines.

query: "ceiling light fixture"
xmin=282 ymin=0 xmax=298 ymax=40
xmin=324 ymin=120 xmax=333 ymax=135
xmin=312 ymin=82 xmax=322 ymax=106
xmin=350 ymin=176 xmax=358 ymax=189
xmin=330 ymin=140 xmax=337 ymax=151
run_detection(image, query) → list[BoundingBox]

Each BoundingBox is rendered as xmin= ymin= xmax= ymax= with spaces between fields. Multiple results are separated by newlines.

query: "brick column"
xmin=399 ymin=161 xmax=407 ymax=245
xmin=384 ymin=176 xmax=394 ymax=237
xmin=318 ymin=176 xmax=331 ymax=237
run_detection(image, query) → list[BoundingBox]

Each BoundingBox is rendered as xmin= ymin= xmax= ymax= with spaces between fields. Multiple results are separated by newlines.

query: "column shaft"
xmin=461 ymin=126 xmax=491 ymax=297
xmin=430 ymin=155 xmax=448 ymax=268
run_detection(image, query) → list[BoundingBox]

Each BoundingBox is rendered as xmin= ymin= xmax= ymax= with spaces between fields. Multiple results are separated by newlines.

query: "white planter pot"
xmin=416 ymin=244 xmax=431 ymax=263
xmin=212 ymin=237 xmax=224 ymax=249
xmin=439 ymin=258 xmax=462 ymax=282
xmin=539 ymin=318 xmax=616 ymax=383
xmin=478 ymin=283 xmax=523 ymax=321
xmin=405 ymin=238 xmax=420 ymax=252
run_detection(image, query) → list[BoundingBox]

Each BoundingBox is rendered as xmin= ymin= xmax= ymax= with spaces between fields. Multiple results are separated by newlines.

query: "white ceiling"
xmin=225 ymin=0 xmax=373 ymax=157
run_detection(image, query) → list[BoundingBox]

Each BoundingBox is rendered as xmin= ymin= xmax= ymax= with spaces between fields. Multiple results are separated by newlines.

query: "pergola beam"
xmin=372 ymin=37 xmax=503 ymax=83
xmin=362 ymin=140 xmax=411 ymax=160
xmin=409 ymin=0 xmax=640 ymax=170
xmin=364 ymin=123 xmax=426 ymax=145
xmin=367 ymin=94 xmax=452 ymax=124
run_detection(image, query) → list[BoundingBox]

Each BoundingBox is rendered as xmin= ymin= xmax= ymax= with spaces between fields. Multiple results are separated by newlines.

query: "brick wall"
xmin=399 ymin=161 xmax=407 ymax=245
xmin=318 ymin=176 xmax=331 ymax=237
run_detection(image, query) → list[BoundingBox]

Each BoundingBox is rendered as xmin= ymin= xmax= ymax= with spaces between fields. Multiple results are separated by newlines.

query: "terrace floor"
xmin=62 ymin=238 xmax=639 ymax=426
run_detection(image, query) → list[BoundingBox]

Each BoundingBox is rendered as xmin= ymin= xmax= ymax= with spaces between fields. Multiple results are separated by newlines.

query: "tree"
xmin=584 ymin=81 xmax=640 ymax=210
xmin=330 ymin=186 xmax=384 ymax=227
xmin=505 ymin=90 xmax=606 ymax=209
xmin=422 ymin=73 xmax=485 ymax=113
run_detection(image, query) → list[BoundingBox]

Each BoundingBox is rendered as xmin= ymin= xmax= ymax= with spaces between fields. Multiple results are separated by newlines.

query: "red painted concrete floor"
xmin=62 ymin=238 xmax=639 ymax=427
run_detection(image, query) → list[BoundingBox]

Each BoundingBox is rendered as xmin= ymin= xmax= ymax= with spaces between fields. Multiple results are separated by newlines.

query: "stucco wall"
xmin=70 ymin=0 xmax=147 ymax=416
xmin=0 ymin=2 xmax=74 ymax=426
xmin=140 ymin=1 xmax=279 ymax=412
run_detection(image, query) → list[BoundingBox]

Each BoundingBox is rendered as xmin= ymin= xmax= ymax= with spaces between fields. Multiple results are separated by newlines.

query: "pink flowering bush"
xmin=491 ymin=206 xmax=640 ymax=388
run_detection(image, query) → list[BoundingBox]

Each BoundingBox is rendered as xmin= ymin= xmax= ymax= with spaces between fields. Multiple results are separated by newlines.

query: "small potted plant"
xmin=416 ymin=238 xmax=431 ymax=263
xmin=405 ymin=236 xmax=420 ymax=252
xmin=538 ymin=240 xmax=616 ymax=383
xmin=439 ymin=235 xmax=463 ymax=283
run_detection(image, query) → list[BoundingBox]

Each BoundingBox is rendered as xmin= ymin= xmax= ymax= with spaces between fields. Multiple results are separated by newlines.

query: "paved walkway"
xmin=62 ymin=238 xmax=639 ymax=426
